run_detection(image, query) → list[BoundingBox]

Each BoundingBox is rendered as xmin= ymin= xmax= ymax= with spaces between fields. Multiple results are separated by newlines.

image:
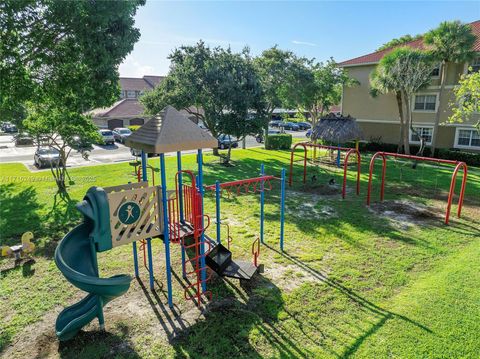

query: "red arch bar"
xmin=288 ymin=142 xmax=361 ymax=199
xmin=366 ymin=151 xmax=468 ymax=225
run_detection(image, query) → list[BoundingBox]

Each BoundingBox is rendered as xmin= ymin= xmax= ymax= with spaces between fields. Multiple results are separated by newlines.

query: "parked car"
xmin=1 ymin=122 xmax=12 ymax=131
xmin=15 ymin=133 xmax=34 ymax=146
xmin=279 ymin=122 xmax=299 ymax=131
xmin=112 ymin=127 xmax=132 ymax=143
xmin=34 ymin=147 xmax=62 ymax=168
xmin=217 ymin=134 xmax=238 ymax=149
xmin=98 ymin=129 xmax=115 ymax=145
xmin=130 ymin=148 xmax=158 ymax=157
xmin=306 ymin=129 xmax=312 ymax=138
xmin=269 ymin=120 xmax=283 ymax=128
xmin=297 ymin=122 xmax=311 ymax=130
xmin=71 ymin=135 xmax=93 ymax=151
xmin=4 ymin=124 xmax=18 ymax=133
xmin=256 ymin=128 xmax=281 ymax=143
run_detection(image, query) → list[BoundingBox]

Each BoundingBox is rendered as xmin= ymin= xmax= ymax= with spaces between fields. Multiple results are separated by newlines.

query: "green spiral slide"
xmin=54 ymin=188 xmax=132 ymax=341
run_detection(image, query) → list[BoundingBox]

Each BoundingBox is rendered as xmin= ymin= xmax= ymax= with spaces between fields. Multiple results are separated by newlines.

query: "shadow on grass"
xmin=0 ymin=183 xmax=80 ymax=258
xmin=265 ymin=244 xmax=432 ymax=358
xmin=170 ymin=273 xmax=312 ymax=359
xmin=57 ymin=324 xmax=140 ymax=359
xmin=0 ymin=184 xmax=43 ymax=245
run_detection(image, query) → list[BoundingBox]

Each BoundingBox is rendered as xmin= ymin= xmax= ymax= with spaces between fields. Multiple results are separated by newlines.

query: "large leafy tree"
xmin=253 ymin=47 xmax=301 ymax=144
xmin=1 ymin=0 xmax=144 ymax=191
xmin=370 ymin=47 xmax=435 ymax=155
xmin=142 ymin=41 xmax=267 ymax=161
xmin=424 ymin=20 xmax=476 ymax=154
xmin=449 ymin=70 xmax=480 ymax=129
xmin=290 ymin=58 xmax=356 ymax=129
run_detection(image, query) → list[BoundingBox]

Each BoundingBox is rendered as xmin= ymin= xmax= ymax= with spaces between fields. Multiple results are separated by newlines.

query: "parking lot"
xmin=0 ymin=130 xmax=308 ymax=171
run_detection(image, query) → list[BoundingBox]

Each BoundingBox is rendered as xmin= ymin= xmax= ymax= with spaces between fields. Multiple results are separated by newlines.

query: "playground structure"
xmin=289 ymin=142 xmax=361 ymax=199
xmin=54 ymin=106 xmax=287 ymax=341
xmin=366 ymin=152 xmax=468 ymax=225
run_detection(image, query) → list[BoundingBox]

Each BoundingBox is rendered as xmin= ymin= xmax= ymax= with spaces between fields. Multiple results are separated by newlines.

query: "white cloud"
xmin=119 ymin=55 xmax=156 ymax=77
xmin=292 ymin=40 xmax=318 ymax=47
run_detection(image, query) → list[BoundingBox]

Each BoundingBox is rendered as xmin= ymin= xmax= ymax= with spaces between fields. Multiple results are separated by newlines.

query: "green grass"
xmin=1 ymin=147 xmax=479 ymax=358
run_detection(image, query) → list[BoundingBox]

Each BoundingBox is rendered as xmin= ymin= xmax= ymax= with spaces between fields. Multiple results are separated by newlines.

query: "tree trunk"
xmin=242 ymin=137 xmax=246 ymax=149
xmin=430 ymin=61 xmax=446 ymax=157
xmin=395 ymin=91 xmax=405 ymax=153
xmin=395 ymin=91 xmax=409 ymax=154
xmin=402 ymin=92 xmax=411 ymax=155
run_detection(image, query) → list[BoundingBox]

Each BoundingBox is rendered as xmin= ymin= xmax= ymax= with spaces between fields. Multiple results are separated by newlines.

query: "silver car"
xmin=112 ymin=127 xmax=132 ymax=143
xmin=98 ymin=129 xmax=115 ymax=145
xmin=34 ymin=147 xmax=62 ymax=168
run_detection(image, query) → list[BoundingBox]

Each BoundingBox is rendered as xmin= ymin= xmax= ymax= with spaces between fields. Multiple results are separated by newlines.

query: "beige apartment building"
xmin=339 ymin=20 xmax=480 ymax=152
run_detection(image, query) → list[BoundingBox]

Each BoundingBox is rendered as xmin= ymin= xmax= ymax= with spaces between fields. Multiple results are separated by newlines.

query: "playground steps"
xmin=203 ymin=234 xmax=258 ymax=280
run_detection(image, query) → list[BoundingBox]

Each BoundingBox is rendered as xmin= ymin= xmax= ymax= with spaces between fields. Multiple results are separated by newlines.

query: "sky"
xmin=119 ymin=1 xmax=480 ymax=77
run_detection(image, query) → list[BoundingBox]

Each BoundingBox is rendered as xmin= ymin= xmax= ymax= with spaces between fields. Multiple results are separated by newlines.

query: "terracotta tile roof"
xmin=339 ymin=20 xmax=480 ymax=67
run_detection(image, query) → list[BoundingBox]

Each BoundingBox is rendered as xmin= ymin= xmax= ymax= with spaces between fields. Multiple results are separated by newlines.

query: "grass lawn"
xmin=1 ymin=147 xmax=479 ymax=358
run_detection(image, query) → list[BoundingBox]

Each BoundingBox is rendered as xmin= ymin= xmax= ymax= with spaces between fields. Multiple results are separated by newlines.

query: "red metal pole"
xmin=356 ymin=151 xmax=361 ymax=196
xmin=342 ymin=149 xmax=361 ymax=199
xmin=367 ymin=152 xmax=386 ymax=205
xmin=289 ymin=143 xmax=307 ymax=186
xmin=445 ymin=162 xmax=468 ymax=225
xmin=457 ymin=163 xmax=468 ymax=218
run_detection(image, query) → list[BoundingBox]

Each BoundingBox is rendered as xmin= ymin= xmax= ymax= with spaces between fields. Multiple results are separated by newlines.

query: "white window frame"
xmin=454 ymin=127 xmax=480 ymax=150
xmin=126 ymin=90 xmax=137 ymax=99
xmin=412 ymin=93 xmax=439 ymax=113
xmin=409 ymin=125 xmax=434 ymax=145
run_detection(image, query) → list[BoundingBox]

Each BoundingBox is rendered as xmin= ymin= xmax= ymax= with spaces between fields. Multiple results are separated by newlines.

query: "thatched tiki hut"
xmin=311 ymin=113 xmax=364 ymax=166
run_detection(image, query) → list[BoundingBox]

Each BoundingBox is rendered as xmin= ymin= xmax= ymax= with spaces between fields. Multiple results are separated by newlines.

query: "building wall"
xmin=342 ymin=63 xmax=479 ymax=152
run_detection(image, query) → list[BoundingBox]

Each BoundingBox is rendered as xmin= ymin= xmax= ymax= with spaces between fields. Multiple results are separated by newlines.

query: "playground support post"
xmin=141 ymin=151 xmax=155 ymax=290
xmin=197 ymin=149 xmax=207 ymax=293
xmin=280 ymin=168 xmax=286 ymax=251
xmin=177 ymin=152 xmax=184 ymax=223
xmin=159 ymin=153 xmax=173 ymax=307
xmin=290 ymin=142 xmax=361 ymax=199
xmin=215 ymin=180 xmax=221 ymax=244
xmin=177 ymin=152 xmax=187 ymax=278
xmin=343 ymin=149 xmax=362 ymax=199
xmin=366 ymin=151 xmax=468 ymax=225
xmin=260 ymin=164 xmax=265 ymax=244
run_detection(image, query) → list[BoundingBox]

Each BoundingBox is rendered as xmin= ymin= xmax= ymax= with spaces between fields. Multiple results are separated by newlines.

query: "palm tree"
xmin=370 ymin=48 xmax=435 ymax=155
xmin=424 ymin=20 xmax=476 ymax=155
xmin=370 ymin=64 xmax=408 ymax=153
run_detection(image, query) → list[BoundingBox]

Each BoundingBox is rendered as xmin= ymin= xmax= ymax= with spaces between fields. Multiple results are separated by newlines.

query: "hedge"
xmin=265 ymin=134 xmax=292 ymax=150
xmin=128 ymin=125 xmax=141 ymax=132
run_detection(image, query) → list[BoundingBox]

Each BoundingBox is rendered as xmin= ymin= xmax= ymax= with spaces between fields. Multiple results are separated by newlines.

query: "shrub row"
xmin=266 ymin=134 xmax=292 ymax=150
xmin=128 ymin=125 xmax=141 ymax=132
xmin=344 ymin=141 xmax=480 ymax=167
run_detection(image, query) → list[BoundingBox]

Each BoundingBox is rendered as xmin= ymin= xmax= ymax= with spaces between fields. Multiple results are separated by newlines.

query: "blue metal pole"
xmin=260 ymin=164 xmax=265 ymax=244
xmin=197 ymin=149 xmax=207 ymax=292
xmin=337 ymin=143 xmax=341 ymax=168
xmin=215 ymin=180 xmax=221 ymax=244
xmin=177 ymin=151 xmax=184 ymax=223
xmin=280 ymin=168 xmax=286 ymax=251
xmin=141 ymin=151 xmax=155 ymax=290
xmin=160 ymin=153 xmax=173 ymax=307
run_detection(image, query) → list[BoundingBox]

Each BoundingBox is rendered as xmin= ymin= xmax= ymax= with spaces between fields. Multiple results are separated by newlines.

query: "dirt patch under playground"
xmin=368 ymin=200 xmax=443 ymax=229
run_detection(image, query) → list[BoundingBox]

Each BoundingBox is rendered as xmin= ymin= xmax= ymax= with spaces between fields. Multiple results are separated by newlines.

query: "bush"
xmin=436 ymin=149 xmax=480 ymax=167
xmin=265 ymin=134 xmax=292 ymax=150
xmin=128 ymin=125 xmax=141 ymax=132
